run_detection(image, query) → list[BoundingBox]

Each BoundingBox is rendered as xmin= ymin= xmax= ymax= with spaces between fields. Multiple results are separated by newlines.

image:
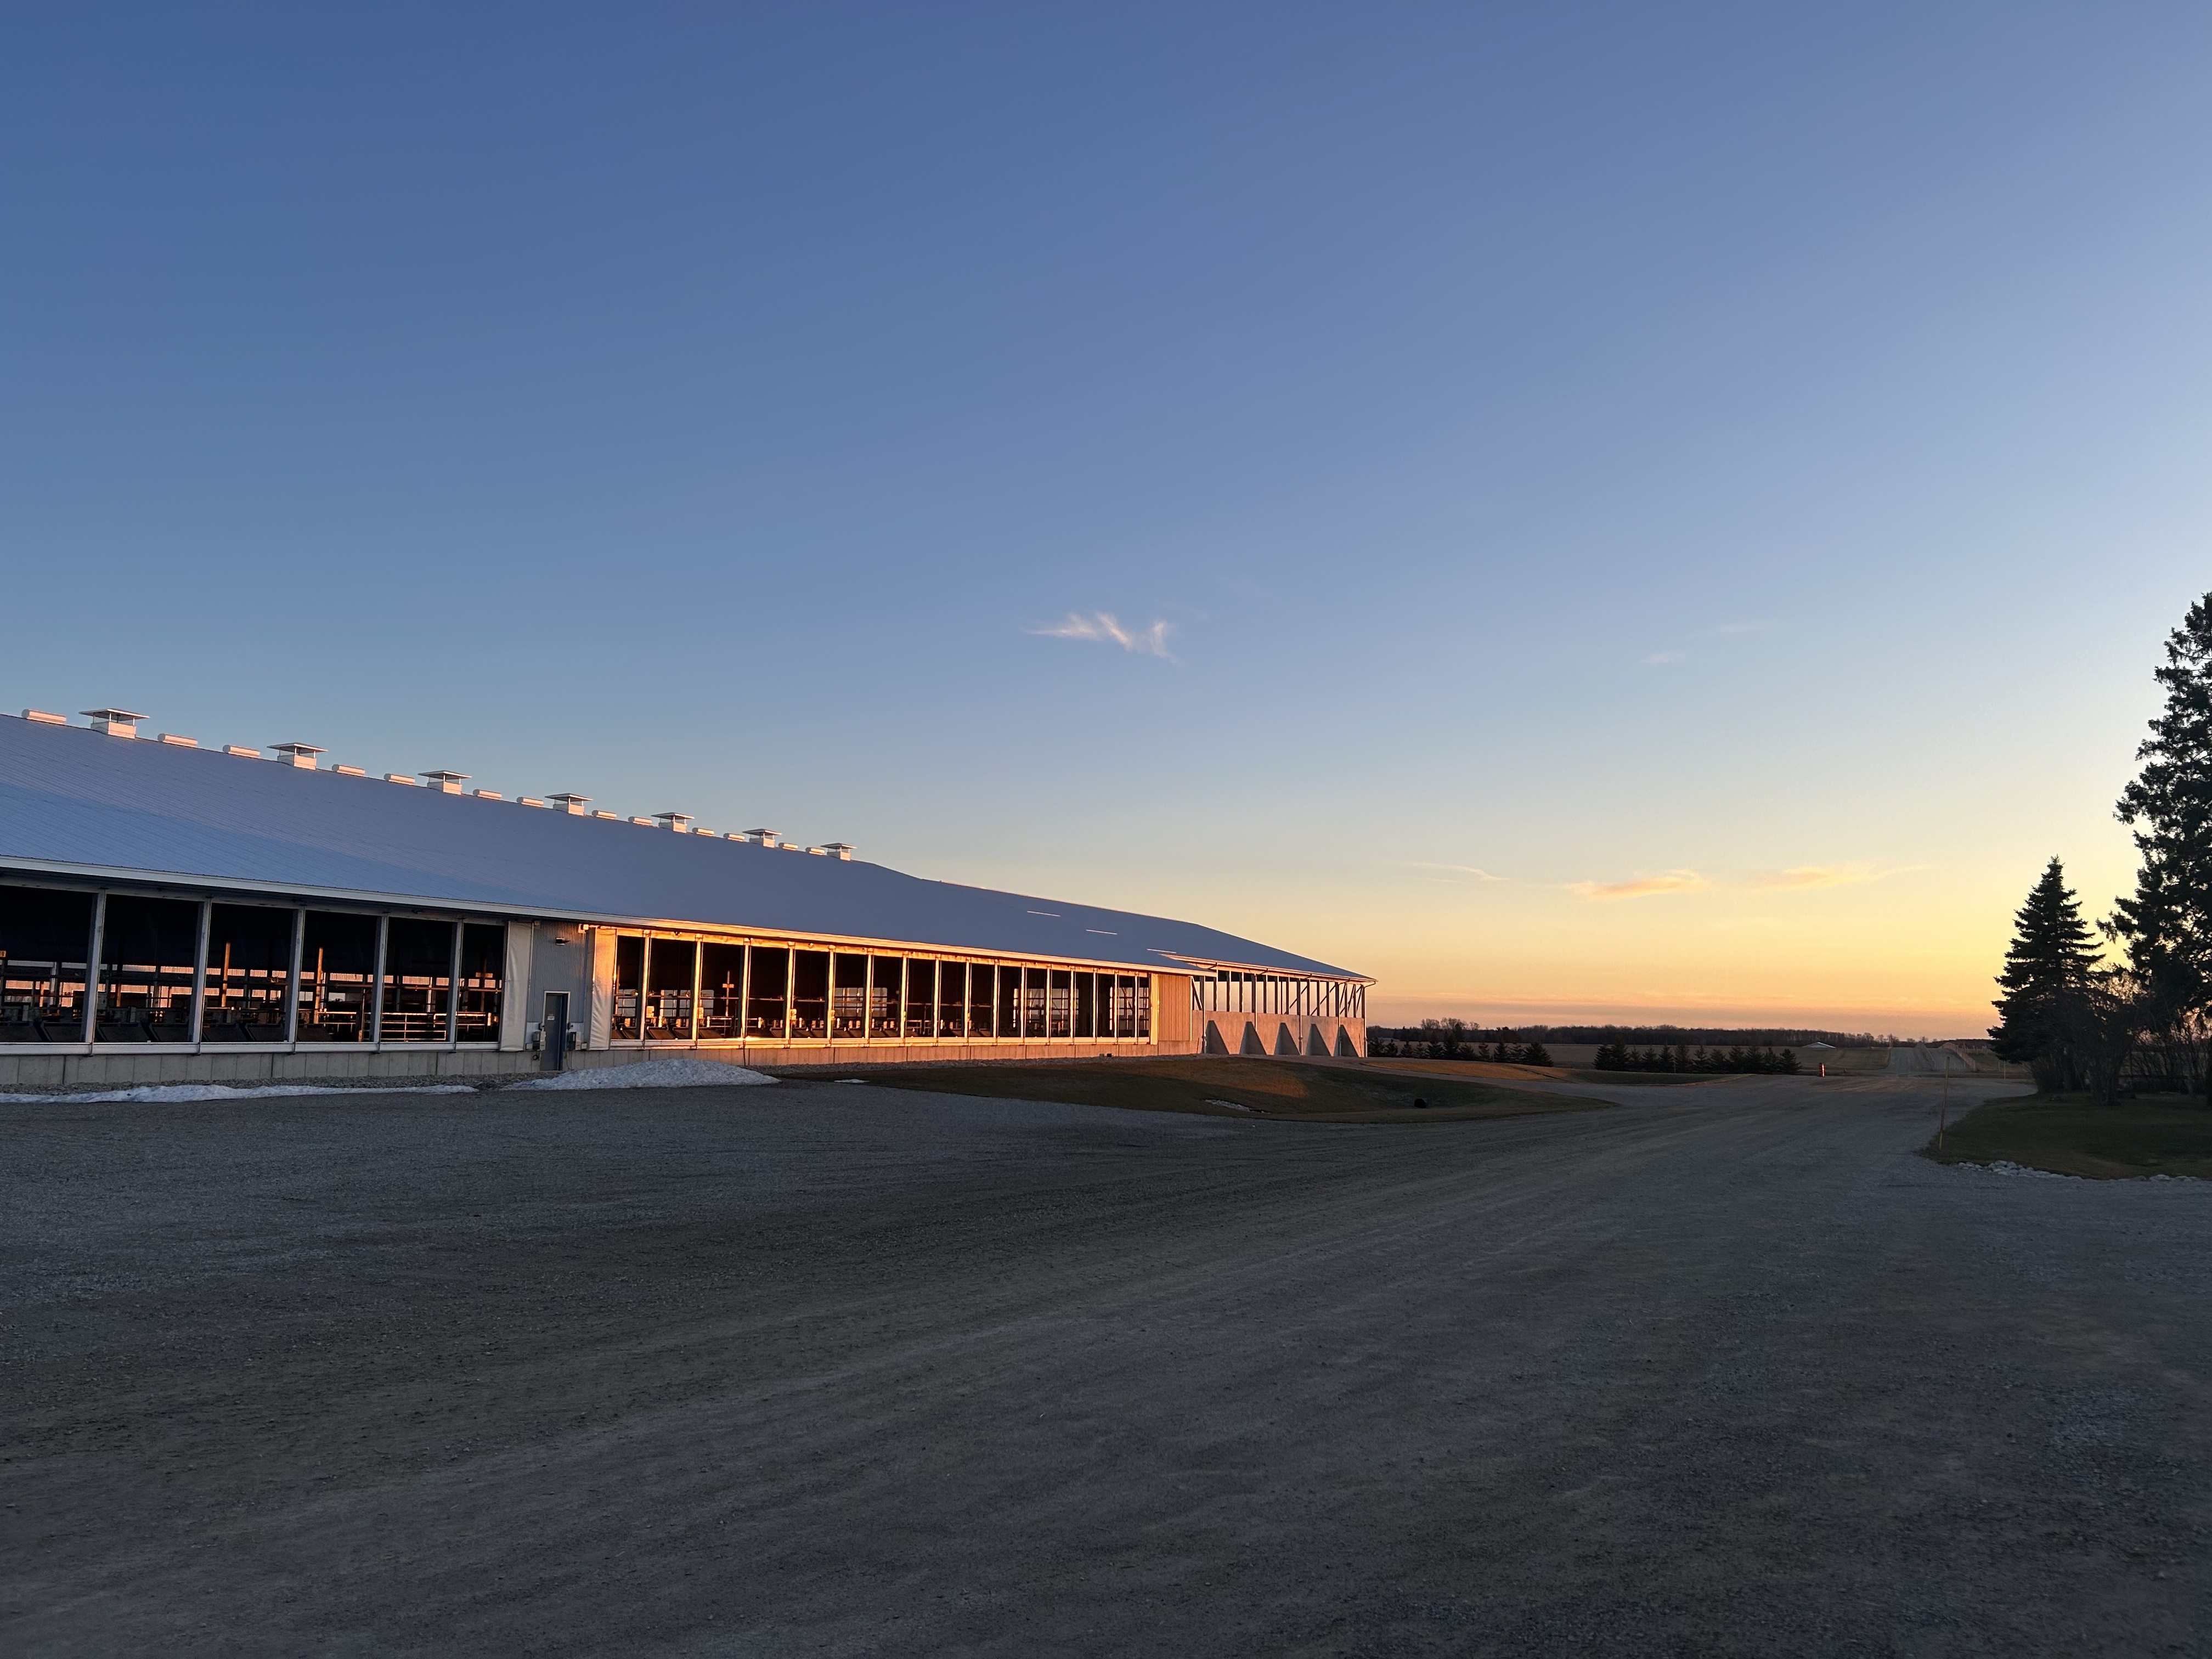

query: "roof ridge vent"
xmin=742 ymin=828 xmax=780 ymax=848
xmin=271 ymin=742 xmax=325 ymax=769
xmin=547 ymin=793 xmax=591 ymax=815
xmin=653 ymin=812 xmax=695 ymax=832
xmin=22 ymin=709 xmax=67 ymax=725
xmin=820 ymin=842 xmax=855 ymax=861
xmin=420 ymin=770 xmax=469 ymax=794
xmin=83 ymin=708 xmax=146 ymax=738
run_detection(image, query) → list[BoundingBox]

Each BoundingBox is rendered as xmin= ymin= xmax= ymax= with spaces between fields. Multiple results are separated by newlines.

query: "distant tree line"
xmin=1593 ymin=1041 xmax=1799 ymax=1075
xmin=1991 ymin=591 xmax=2212 ymax=1102
xmin=1480 ymin=1024 xmax=1886 ymax=1047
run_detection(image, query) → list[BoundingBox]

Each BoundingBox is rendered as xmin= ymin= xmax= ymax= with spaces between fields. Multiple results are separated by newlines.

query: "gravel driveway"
xmin=4 ymin=1071 xmax=2207 ymax=1656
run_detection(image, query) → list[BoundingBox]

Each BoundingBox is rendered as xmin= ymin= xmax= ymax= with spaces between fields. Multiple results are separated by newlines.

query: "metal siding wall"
xmin=1154 ymin=975 xmax=1193 ymax=1045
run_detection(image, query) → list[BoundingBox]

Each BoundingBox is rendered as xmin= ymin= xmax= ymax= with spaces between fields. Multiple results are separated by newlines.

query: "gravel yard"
xmin=5 ymin=1070 xmax=2208 ymax=1656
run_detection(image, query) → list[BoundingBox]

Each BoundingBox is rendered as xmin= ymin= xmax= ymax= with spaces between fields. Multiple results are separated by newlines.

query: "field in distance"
xmin=779 ymin=1056 xmax=1610 ymax=1123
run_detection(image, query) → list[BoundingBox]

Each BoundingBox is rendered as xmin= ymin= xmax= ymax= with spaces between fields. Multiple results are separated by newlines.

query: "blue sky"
xmin=5 ymin=4 xmax=2209 ymax=1031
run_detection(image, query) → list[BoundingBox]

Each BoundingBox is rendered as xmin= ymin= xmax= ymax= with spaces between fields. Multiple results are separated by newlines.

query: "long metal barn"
xmin=0 ymin=709 xmax=1370 ymax=1088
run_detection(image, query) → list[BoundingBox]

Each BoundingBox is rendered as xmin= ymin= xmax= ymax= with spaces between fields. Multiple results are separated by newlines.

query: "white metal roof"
xmin=0 ymin=715 xmax=1366 ymax=981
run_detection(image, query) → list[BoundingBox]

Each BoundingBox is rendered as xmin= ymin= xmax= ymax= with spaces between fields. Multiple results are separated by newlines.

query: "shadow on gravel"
xmin=777 ymin=1054 xmax=1611 ymax=1123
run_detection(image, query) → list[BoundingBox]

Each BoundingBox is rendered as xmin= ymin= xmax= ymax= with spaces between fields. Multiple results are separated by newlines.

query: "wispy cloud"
xmin=1406 ymin=862 xmax=1509 ymax=882
xmin=1638 ymin=619 xmax=1771 ymax=665
xmin=1030 ymin=612 xmax=1173 ymax=658
xmin=1751 ymin=864 xmax=1923 ymax=890
xmin=1567 ymin=870 xmax=1712 ymax=901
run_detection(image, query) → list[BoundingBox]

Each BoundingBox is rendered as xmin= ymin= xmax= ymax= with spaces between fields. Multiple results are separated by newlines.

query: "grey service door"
xmin=541 ymin=991 xmax=571 ymax=1071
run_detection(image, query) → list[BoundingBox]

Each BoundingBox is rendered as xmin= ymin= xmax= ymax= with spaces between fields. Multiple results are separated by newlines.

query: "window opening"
xmin=1073 ymin=970 xmax=1095 ymax=1039
xmin=612 ymin=935 xmax=645 ymax=1040
xmin=1048 ymin=969 xmax=1072 ymax=1038
xmin=937 ymin=962 xmax=966 ymax=1037
xmin=699 ymin=943 xmax=745 ymax=1038
xmin=746 ymin=945 xmax=789 ymax=1039
xmin=455 ymin=923 xmax=505 ymax=1043
xmin=868 ymin=956 xmax=903 ymax=1039
xmin=831 ymin=952 xmax=867 ymax=1039
xmin=0 ymin=884 xmax=93 ymax=1042
xmin=381 ymin=917 xmax=455 ymax=1042
xmin=202 ymin=904 xmax=295 ymax=1041
xmin=93 ymin=895 xmax=198 ymax=1041
xmin=645 ymin=937 xmax=697 ymax=1040
xmin=299 ymin=911 xmax=379 ymax=1042
xmin=792 ymin=950 xmax=830 ymax=1039
xmin=995 ymin=964 xmax=1019 ymax=1038
xmin=1020 ymin=967 xmax=1047 ymax=1038
xmin=905 ymin=959 xmax=936 ymax=1039
xmin=966 ymin=963 xmax=994 ymax=1037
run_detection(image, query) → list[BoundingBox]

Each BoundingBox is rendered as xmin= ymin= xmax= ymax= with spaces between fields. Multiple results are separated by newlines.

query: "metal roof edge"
xmin=1148 ymin=949 xmax=1374 ymax=985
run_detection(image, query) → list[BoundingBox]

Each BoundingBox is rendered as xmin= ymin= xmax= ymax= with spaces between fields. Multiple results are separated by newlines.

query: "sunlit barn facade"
xmin=0 ymin=709 xmax=1369 ymax=1088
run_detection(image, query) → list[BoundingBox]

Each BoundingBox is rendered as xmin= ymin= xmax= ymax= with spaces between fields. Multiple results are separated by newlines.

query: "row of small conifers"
xmin=1593 ymin=1042 xmax=1801 ymax=1075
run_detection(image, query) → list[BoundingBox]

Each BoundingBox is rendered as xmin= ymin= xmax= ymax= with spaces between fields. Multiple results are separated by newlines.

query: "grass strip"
xmin=1368 ymin=1057 xmax=1707 ymax=1087
xmin=1925 ymin=1091 xmax=2212 ymax=1179
xmin=789 ymin=1056 xmax=1611 ymax=1123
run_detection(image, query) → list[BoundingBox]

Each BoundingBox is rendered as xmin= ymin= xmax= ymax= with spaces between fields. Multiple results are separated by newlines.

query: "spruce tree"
xmin=1524 ymin=1041 xmax=1553 ymax=1066
xmin=2111 ymin=594 xmax=2212 ymax=1073
xmin=1989 ymin=857 xmax=2100 ymax=1091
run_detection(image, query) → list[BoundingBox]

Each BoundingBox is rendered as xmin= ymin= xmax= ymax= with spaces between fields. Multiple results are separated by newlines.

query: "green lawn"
xmin=1925 ymin=1091 xmax=2212 ymax=1179
xmin=776 ymin=1056 xmax=1612 ymax=1124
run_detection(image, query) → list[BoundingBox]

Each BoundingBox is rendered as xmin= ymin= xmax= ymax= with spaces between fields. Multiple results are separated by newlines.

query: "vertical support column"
xmin=285 ymin=909 xmax=306 ymax=1042
xmin=445 ymin=919 xmax=464 ymax=1047
xmin=188 ymin=899 xmax=212 ymax=1045
xmin=370 ymin=916 xmax=389 ymax=1044
xmin=737 ymin=939 xmax=752 ymax=1046
xmin=690 ymin=939 xmax=704 ymax=1047
xmin=81 ymin=891 xmax=107 ymax=1043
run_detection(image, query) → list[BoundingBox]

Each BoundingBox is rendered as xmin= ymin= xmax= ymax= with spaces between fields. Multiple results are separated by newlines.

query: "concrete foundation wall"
xmin=0 ymin=1036 xmax=1204 ymax=1089
xmin=1200 ymin=1015 xmax=1366 ymax=1060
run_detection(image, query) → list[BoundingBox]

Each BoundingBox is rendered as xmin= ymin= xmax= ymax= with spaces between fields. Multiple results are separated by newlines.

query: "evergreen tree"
xmin=2110 ymin=594 xmax=2212 ymax=1086
xmin=1691 ymin=1045 xmax=1711 ymax=1071
xmin=1989 ymin=857 xmax=2101 ymax=1091
xmin=1524 ymin=1042 xmax=1553 ymax=1066
xmin=1778 ymin=1048 xmax=1799 ymax=1075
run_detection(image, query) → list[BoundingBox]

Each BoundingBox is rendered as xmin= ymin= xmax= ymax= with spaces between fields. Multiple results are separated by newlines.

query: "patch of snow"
xmin=1980 ymin=1160 xmax=2076 ymax=1180
xmin=506 ymin=1057 xmax=775 ymax=1091
xmin=1206 ymin=1098 xmax=1252 ymax=1112
xmin=0 ymin=1082 xmax=474 ymax=1105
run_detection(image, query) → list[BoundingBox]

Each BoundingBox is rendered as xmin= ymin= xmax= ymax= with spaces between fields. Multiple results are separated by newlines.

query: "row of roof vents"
xmin=25 ymin=708 xmax=856 ymax=860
